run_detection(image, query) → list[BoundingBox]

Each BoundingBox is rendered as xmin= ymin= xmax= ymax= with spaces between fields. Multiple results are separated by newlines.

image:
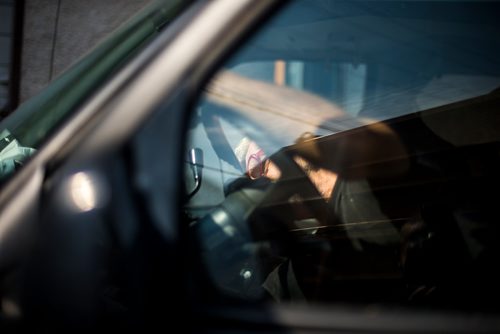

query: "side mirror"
xmin=187 ymin=147 xmax=204 ymax=199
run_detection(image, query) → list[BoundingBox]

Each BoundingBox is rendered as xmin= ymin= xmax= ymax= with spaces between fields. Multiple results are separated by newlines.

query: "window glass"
xmin=184 ymin=0 xmax=500 ymax=312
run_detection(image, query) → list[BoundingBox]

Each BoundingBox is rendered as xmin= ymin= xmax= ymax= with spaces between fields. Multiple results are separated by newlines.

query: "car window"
xmin=184 ymin=0 xmax=500 ymax=312
xmin=0 ymin=0 xmax=193 ymax=181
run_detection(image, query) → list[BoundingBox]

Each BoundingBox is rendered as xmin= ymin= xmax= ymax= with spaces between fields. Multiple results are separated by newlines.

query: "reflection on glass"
xmin=185 ymin=0 xmax=500 ymax=313
xmin=68 ymin=172 xmax=98 ymax=212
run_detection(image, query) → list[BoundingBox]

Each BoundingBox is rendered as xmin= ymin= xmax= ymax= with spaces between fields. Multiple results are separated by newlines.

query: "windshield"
xmin=0 ymin=0 xmax=192 ymax=180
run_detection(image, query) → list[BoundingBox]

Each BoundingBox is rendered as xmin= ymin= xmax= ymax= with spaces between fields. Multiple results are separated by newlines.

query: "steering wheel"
xmin=189 ymin=105 xmax=331 ymax=300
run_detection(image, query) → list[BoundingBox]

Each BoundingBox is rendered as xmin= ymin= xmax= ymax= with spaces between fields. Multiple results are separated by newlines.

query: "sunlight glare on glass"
xmin=69 ymin=172 xmax=97 ymax=212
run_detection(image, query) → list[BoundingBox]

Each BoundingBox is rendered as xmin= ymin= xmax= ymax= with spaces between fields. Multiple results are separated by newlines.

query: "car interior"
xmin=183 ymin=0 xmax=500 ymax=313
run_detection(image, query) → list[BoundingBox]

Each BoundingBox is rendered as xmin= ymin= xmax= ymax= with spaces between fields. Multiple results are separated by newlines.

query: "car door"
xmin=0 ymin=0 xmax=281 ymax=331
